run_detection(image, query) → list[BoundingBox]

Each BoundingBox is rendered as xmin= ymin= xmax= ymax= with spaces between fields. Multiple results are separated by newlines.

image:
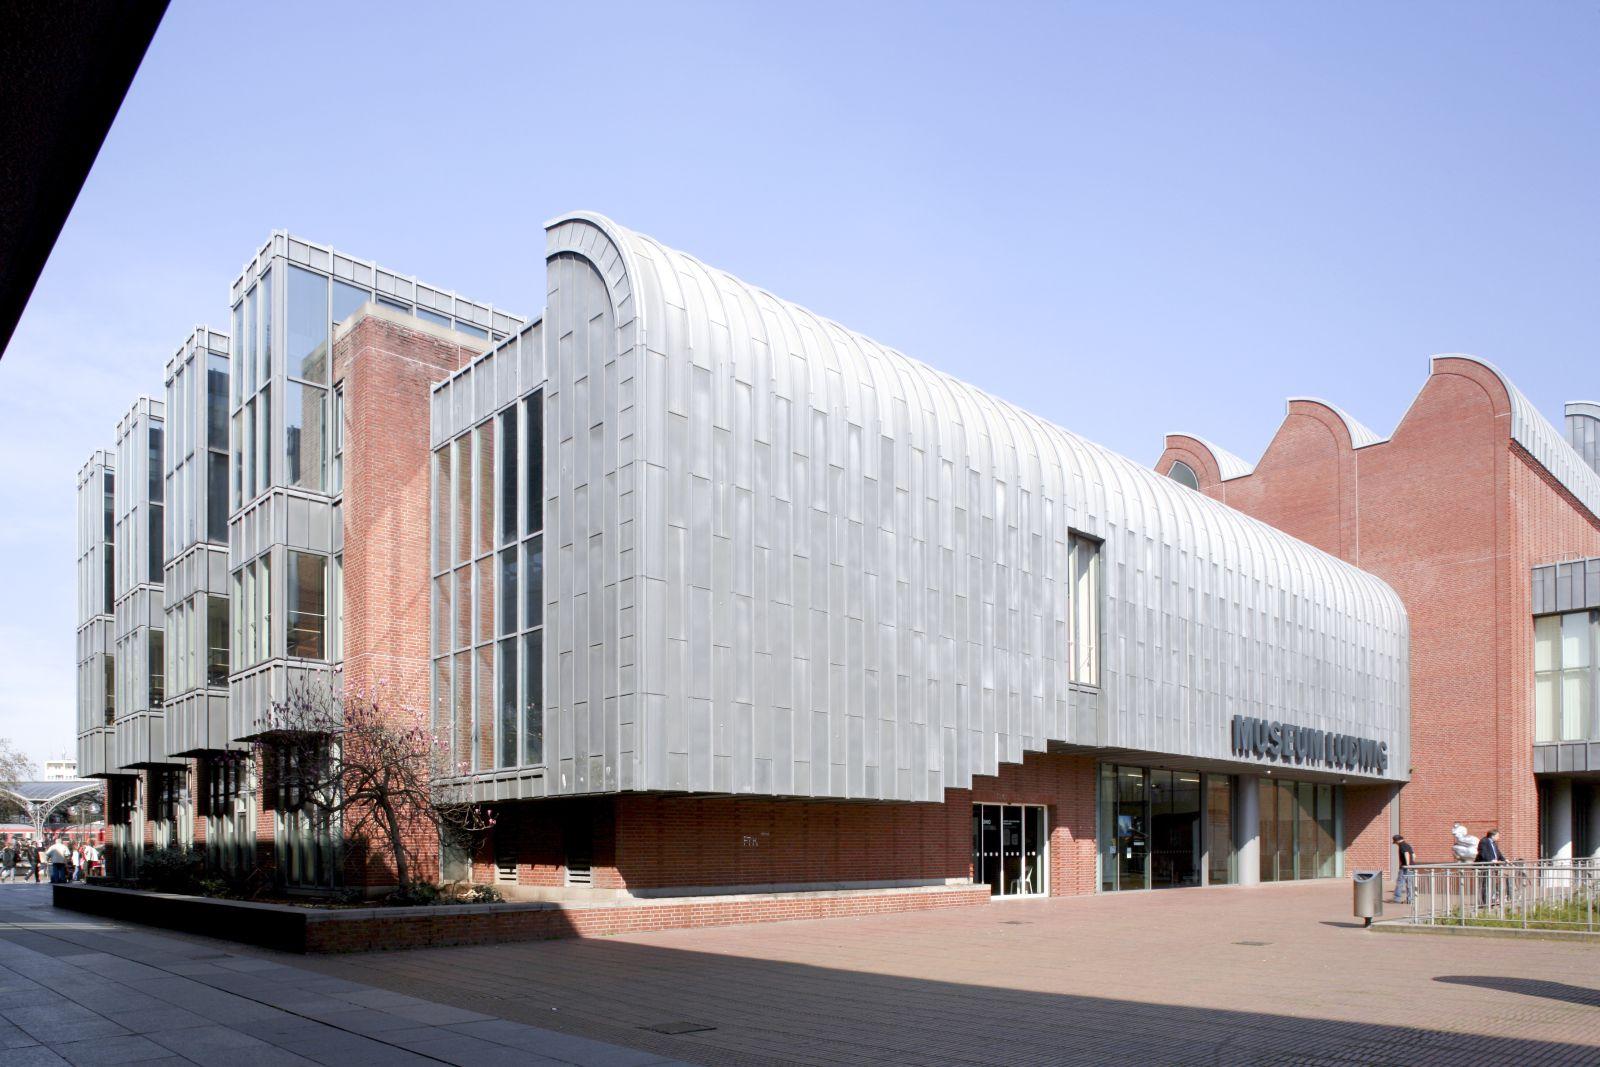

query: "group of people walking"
xmin=0 ymin=835 xmax=99 ymax=883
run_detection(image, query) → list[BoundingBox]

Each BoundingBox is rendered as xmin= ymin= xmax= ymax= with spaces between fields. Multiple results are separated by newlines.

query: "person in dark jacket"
xmin=1476 ymin=828 xmax=1508 ymax=903
xmin=1392 ymin=834 xmax=1416 ymax=903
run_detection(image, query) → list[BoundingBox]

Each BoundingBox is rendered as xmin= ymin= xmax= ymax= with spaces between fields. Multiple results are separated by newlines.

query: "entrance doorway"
xmin=1099 ymin=764 xmax=1231 ymax=891
xmin=972 ymin=804 xmax=1047 ymax=897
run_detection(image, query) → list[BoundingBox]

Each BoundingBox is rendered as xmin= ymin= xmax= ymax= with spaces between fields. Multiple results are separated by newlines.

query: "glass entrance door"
xmin=971 ymin=804 xmax=1047 ymax=896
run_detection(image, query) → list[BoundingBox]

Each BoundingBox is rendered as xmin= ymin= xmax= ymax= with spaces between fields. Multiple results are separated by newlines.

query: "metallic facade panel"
xmin=1532 ymin=557 xmax=1600 ymax=616
xmin=517 ymin=213 xmax=1410 ymax=801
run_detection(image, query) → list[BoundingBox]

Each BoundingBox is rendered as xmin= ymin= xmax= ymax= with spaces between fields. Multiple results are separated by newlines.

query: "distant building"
xmin=42 ymin=758 xmax=77 ymax=781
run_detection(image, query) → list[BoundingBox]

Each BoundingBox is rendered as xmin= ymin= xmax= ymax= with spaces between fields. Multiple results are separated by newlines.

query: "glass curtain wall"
xmin=1099 ymin=764 xmax=1234 ymax=891
xmin=1535 ymin=612 xmax=1600 ymax=742
xmin=432 ymin=392 xmax=545 ymax=775
xmin=1257 ymin=778 xmax=1340 ymax=881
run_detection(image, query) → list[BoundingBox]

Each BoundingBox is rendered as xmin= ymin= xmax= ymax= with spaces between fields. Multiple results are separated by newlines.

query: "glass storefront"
xmin=971 ymin=804 xmax=1047 ymax=896
xmin=1098 ymin=764 xmax=1234 ymax=891
xmin=1258 ymin=777 xmax=1339 ymax=881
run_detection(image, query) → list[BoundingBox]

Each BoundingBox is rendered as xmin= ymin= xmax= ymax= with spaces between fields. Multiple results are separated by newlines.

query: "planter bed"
xmin=53 ymin=881 xmax=990 ymax=953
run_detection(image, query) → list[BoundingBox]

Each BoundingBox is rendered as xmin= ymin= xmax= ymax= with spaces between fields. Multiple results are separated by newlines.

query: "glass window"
xmin=417 ymin=307 xmax=450 ymax=328
xmin=499 ymin=548 xmax=517 ymax=637
xmin=148 ymin=425 xmax=163 ymax=503
xmin=476 ymin=424 xmax=494 ymax=556
xmin=207 ymin=452 xmax=228 ymax=542
xmin=1562 ymin=612 xmax=1590 ymax=668
xmin=148 ymin=503 xmax=163 ymax=580
xmin=207 ymin=353 xmax=228 ymax=451
xmin=497 ymin=638 xmax=517 ymax=767
xmin=232 ymin=301 xmax=245 ymax=407
xmin=377 ymin=296 xmax=410 ymax=314
xmin=287 ymin=552 xmax=326 ymax=660
xmin=332 ymin=280 xmax=370 ymax=326
xmin=148 ymin=630 xmax=164 ymax=707
xmin=102 ymin=653 xmax=114 ymax=724
xmin=1167 ymin=460 xmax=1200 ymax=490
xmin=285 ymin=381 xmax=327 ymax=491
xmin=243 ymin=285 xmax=256 ymax=393
xmin=331 ymin=386 xmax=344 ymax=494
xmin=259 ymin=268 xmax=273 ymax=386
xmin=1071 ymin=534 xmax=1100 ymax=686
xmin=499 ymin=407 xmax=518 ymax=543
xmin=286 ymin=265 xmax=328 ymax=383
xmin=207 ymin=595 xmax=229 ymax=687
xmin=434 ymin=447 xmax=452 ymax=573
xmin=259 ymin=385 xmax=271 ymax=488
xmin=454 ymin=438 xmax=470 ymax=566
xmin=524 ymin=394 xmax=542 ymax=534
xmin=455 ymin=321 xmax=488 ymax=339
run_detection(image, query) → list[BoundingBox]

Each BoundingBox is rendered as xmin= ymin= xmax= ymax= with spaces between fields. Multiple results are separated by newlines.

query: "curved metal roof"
xmin=1 ymin=780 xmax=100 ymax=805
xmin=1286 ymin=397 xmax=1387 ymax=449
xmin=1169 ymin=433 xmax=1257 ymax=480
xmin=1432 ymin=354 xmax=1600 ymax=521
xmin=537 ymin=212 xmax=1408 ymax=796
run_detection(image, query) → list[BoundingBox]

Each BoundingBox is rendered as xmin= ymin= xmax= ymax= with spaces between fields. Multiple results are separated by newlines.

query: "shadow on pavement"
xmin=1435 ymin=974 xmax=1600 ymax=1008
xmin=292 ymin=935 xmax=1600 ymax=1067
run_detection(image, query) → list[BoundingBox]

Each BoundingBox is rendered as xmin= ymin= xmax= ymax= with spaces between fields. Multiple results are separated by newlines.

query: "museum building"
xmin=1159 ymin=359 xmax=1600 ymax=866
xmin=77 ymin=214 xmax=1411 ymax=907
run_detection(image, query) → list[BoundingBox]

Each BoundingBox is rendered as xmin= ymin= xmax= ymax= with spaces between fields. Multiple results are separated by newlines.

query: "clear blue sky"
xmin=2 ymin=2 xmax=1596 ymax=768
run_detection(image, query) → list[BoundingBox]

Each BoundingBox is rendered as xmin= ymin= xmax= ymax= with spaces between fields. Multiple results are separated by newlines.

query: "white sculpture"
xmin=1451 ymin=822 xmax=1478 ymax=862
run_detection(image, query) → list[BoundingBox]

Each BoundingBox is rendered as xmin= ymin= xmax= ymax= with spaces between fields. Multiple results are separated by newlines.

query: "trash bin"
xmin=1353 ymin=870 xmax=1384 ymax=926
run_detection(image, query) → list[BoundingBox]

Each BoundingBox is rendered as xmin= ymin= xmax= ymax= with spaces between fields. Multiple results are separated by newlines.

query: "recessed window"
xmin=287 ymin=552 xmax=327 ymax=660
xmin=1168 ymin=460 xmax=1200 ymax=491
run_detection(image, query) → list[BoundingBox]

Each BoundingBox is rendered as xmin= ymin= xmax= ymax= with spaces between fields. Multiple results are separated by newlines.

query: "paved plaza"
xmin=0 ymin=882 xmax=687 ymax=1065
xmin=6 ymin=879 xmax=1599 ymax=1066
xmin=285 ymin=880 xmax=1600 ymax=1067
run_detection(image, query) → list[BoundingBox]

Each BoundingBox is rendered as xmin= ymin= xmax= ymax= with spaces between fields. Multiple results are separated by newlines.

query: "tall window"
xmin=148 ymin=629 xmax=164 ymax=707
xmin=207 ymin=352 xmax=229 ymax=541
xmin=1069 ymin=532 xmax=1101 ymax=686
xmin=1535 ymin=612 xmax=1596 ymax=743
xmin=147 ymin=425 xmax=164 ymax=580
xmin=287 ymin=552 xmax=326 ymax=660
xmin=432 ymin=390 xmax=544 ymax=775
xmin=207 ymin=595 xmax=229 ymax=687
xmin=1167 ymin=460 xmax=1200 ymax=491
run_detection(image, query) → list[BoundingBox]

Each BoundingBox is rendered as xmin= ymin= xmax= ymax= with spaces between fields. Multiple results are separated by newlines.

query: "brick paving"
xmin=0 ymin=883 xmax=688 ymax=1066
xmin=282 ymin=880 xmax=1600 ymax=1066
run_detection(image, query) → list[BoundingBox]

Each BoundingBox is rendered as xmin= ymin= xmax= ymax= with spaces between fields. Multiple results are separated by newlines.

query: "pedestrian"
xmin=44 ymin=838 xmax=70 ymax=884
xmin=81 ymin=840 xmax=100 ymax=879
xmin=1392 ymin=833 xmax=1416 ymax=904
xmin=0 ymin=838 xmax=15 ymax=883
xmin=70 ymin=841 xmax=83 ymax=881
xmin=26 ymin=841 xmax=40 ymax=883
xmin=1476 ymin=828 xmax=1508 ymax=904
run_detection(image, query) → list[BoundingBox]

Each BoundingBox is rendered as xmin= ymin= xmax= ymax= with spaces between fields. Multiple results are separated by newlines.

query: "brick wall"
xmin=335 ymin=312 xmax=483 ymax=888
xmin=482 ymin=750 xmax=1099 ymax=897
xmin=1160 ymin=359 xmax=1600 ymax=866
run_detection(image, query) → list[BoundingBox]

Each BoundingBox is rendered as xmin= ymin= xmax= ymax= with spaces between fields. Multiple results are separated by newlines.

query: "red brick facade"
xmin=1159 ymin=357 xmax=1600 ymax=865
xmin=477 ymin=750 xmax=1100 ymax=898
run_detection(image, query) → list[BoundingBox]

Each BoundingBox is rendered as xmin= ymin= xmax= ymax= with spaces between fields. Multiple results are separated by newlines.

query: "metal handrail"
xmin=1404 ymin=858 xmax=1599 ymax=932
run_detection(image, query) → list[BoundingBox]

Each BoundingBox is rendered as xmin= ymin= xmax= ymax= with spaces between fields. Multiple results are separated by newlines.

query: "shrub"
xmin=136 ymin=845 xmax=206 ymax=894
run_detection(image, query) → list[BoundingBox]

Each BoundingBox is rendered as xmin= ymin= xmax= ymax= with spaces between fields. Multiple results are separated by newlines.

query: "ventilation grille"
xmin=565 ymin=861 xmax=593 ymax=886
xmin=494 ymin=860 xmax=517 ymax=884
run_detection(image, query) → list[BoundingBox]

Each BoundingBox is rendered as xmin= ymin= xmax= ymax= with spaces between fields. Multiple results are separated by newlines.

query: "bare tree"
xmin=259 ymin=683 xmax=493 ymax=894
xmin=0 ymin=740 xmax=34 ymax=791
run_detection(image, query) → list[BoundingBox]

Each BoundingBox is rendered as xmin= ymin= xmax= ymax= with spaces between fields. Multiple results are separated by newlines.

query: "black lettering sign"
xmin=1228 ymin=714 xmax=1390 ymax=775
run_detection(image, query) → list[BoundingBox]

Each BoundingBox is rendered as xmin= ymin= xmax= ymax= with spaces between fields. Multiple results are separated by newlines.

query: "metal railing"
xmin=1402 ymin=859 xmax=1599 ymax=932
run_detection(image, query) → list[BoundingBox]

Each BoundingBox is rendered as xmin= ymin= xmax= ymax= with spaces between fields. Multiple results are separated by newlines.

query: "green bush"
xmin=136 ymin=846 xmax=206 ymax=894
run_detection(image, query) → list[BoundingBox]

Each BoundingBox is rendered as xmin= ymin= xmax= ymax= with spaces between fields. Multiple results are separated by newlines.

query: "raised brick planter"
xmin=53 ymin=882 xmax=990 ymax=953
